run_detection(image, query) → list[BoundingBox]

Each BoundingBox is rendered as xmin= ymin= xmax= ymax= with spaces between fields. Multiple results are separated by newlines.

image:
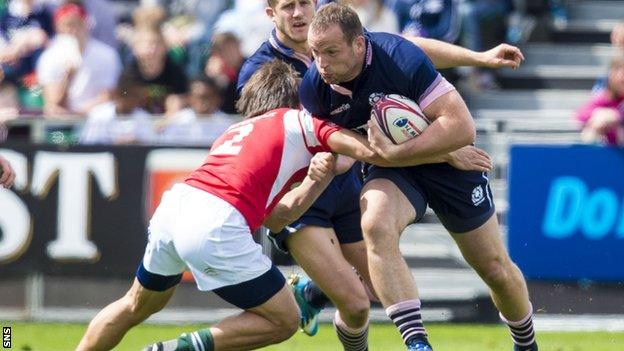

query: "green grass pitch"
xmin=3 ymin=322 xmax=624 ymax=350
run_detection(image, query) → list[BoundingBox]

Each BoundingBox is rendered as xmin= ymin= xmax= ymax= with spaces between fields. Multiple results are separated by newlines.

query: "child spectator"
xmin=612 ymin=22 xmax=624 ymax=49
xmin=124 ymin=27 xmax=188 ymax=115
xmin=576 ymin=56 xmax=624 ymax=146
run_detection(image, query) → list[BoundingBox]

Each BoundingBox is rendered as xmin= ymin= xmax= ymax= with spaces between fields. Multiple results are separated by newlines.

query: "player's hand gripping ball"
xmin=370 ymin=94 xmax=430 ymax=144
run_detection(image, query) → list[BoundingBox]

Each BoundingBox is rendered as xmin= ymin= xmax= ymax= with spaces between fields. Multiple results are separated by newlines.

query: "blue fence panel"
xmin=509 ymin=145 xmax=624 ymax=281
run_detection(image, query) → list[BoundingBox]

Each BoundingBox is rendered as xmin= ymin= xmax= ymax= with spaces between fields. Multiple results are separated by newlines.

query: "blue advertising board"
xmin=508 ymin=145 xmax=624 ymax=281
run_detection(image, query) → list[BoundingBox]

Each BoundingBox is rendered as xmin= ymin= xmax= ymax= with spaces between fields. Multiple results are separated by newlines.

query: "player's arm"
xmin=406 ymin=36 xmax=524 ymax=70
xmin=368 ymin=90 xmax=476 ymax=164
xmin=365 ymin=120 xmax=491 ymax=171
xmin=326 ymin=128 xmax=444 ymax=166
xmin=263 ymin=153 xmax=336 ymax=233
xmin=327 ymin=127 xmax=490 ymax=171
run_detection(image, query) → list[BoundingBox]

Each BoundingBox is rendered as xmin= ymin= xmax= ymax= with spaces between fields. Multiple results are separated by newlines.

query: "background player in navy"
xmin=236 ymin=0 xmax=526 ymax=347
xmin=300 ymin=4 xmax=537 ymax=351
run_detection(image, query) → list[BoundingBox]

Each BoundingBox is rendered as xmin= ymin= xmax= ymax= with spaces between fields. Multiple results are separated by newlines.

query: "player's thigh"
xmin=360 ymin=178 xmax=417 ymax=244
xmin=288 ymin=225 xmax=368 ymax=305
xmin=450 ymin=213 xmax=511 ymax=272
xmin=246 ymin=282 xmax=300 ymax=328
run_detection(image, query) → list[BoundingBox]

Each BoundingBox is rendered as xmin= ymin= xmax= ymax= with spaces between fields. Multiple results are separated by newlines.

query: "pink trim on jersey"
xmin=418 ymin=74 xmax=456 ymax=110
xmin=330 ymin=84 xmax=353 ymax=98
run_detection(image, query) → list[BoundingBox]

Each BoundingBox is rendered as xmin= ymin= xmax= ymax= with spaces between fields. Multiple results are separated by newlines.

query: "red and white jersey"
xmin=185 ymin=108 xmax=341 ymax=232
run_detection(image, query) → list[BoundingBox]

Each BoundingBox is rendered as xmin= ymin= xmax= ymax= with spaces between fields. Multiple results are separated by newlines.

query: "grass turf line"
xmin=3 ymin=322 xmax=624 ymax=350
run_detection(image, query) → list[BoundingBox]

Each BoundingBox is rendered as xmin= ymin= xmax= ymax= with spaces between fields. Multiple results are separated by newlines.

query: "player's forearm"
xmin=386 ymin=116 xmax=475 ymax=164
xmin=263 ymin=175 xmax=333 ymax=232
xmin=407 ymin=36 xmax=483 ymax=69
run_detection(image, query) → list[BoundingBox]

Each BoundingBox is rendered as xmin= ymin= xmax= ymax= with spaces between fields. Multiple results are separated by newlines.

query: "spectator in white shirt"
xmin=37 ymin=3 xmax=121 ymax=117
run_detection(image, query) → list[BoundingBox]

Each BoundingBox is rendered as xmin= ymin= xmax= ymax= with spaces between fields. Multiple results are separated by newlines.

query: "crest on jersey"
xmin=471 ymin=185 xmax=485 ymax=206
xmin=368 ymin=92 xmax=385 ymax=106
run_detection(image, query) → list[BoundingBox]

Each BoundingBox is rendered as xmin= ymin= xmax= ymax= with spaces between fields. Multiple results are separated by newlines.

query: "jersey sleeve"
xmin=298 ymin=110 xmax=341 ymax=153
xmin=299 ymin=66 xmax=327 ymax=118
xmin=397 ymin=40 xmax=456 ymax=110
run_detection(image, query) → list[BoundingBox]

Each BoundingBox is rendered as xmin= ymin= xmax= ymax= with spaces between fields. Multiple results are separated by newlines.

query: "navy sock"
xmin=304 ymin=281 xmax=330 ymax=310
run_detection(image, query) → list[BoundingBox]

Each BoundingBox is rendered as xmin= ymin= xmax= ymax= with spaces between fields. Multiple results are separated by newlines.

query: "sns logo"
xmin=542 ymin=176 xmax=624 ymax=240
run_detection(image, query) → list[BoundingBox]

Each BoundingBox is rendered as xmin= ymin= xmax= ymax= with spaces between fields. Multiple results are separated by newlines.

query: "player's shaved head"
xmin=236 ymin=60 xmax=301 ymax=118
xmin=309 ymin=2 xmax=363 ymax=44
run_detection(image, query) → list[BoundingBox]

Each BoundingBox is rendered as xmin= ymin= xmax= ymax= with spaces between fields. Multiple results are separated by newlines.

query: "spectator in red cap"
xmin=36 ymin=3 xmax=120 ymax=117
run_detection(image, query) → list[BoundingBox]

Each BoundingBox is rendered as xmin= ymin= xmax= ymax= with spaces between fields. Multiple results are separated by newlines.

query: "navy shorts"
xmin=137 ymin=262 xmax=285 ymax=309
xmin=290 ymin=164 xmax=363 ymax=244
xmin=364 ymin=163 xmax=495 ymax=233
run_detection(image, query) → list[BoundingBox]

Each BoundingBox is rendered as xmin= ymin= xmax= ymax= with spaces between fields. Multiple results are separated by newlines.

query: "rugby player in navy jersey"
xmin=236 ymin=0 xmax=526 ymax=348
xmin=299 ymin=4 xmax=537 ymax=351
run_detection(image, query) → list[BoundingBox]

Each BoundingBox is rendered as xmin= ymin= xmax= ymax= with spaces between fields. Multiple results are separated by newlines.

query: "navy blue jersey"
xmin=237 ymin=29 xmax=313 ymax=94
xmin=300 ymin=32 xmax=495 ymax=232
xmin=299 ymin=31 xmax=455 ymax=132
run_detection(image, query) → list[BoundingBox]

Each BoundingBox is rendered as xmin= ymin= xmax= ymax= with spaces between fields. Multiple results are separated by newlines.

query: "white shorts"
xmin=142 ymin=183 xmax=273 ymax=291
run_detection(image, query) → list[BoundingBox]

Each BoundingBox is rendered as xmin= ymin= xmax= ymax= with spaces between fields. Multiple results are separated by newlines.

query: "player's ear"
xmin=266 ymin=6 xmax=275 ymax=21
xmin=353 ymin=35 xmax=365 ymax=53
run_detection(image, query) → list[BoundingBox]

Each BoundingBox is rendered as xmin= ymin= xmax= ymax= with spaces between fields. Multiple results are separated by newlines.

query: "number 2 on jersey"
xmin=211 ymin=123 xmax=254 ymax=156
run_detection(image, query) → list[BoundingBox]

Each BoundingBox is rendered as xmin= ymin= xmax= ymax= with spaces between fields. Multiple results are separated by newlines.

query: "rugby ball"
xmin=371 ymin=94 xmax=430 ymax=144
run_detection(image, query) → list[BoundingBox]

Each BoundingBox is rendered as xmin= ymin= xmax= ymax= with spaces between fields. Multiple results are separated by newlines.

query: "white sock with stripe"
xmin=500 ymin=303 xmax=537 ymax=350
xmin=333 ymin=310 xmax=369 ymax=351
xmin=386 ymin=299 xmax=428 ymax=346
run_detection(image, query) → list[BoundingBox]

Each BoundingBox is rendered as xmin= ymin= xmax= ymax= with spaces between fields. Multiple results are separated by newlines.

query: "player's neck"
xmin=275 ymin=31 xmax=311 ymax=58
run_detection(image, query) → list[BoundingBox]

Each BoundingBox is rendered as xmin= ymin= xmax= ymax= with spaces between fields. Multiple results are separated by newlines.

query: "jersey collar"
xmin=268 ymin=29 xmax=313 ymax=68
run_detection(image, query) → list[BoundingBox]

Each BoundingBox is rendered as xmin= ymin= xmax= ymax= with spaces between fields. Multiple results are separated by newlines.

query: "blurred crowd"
xmin=0 ymin=0 xmax=579 ymax=145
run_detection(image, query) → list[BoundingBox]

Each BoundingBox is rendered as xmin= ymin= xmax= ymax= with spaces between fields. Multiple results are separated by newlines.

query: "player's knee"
xmin=361 ymin=215 xmax=397 ymax=244
xmin=479 ymin=257 xmax=514 ymax=288
xmin=268 ymin=308 xmax=299 ymax=342
xmin=122 ymin=295 xmax=163 ymax=324
xmin=339 ymin=298 xmax=370 ymax=326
